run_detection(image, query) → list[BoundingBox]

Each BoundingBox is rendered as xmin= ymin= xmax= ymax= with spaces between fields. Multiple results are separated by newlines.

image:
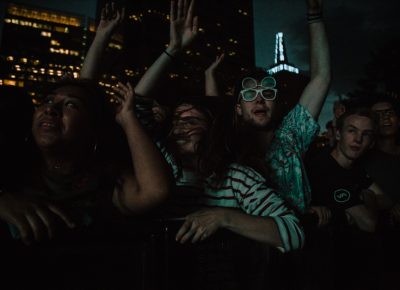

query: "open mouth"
xmin=175 ymin=138 xmax=189 ymax=145
xmin=41 ymin=122 xmax=57 ymax=128
xmin=39 ymin=119 xmax=60 ymax=131
xmin=253 ymin=109 xmax=267 ymax=116
xmin=350 ymin=146 xmax=361 ymax=152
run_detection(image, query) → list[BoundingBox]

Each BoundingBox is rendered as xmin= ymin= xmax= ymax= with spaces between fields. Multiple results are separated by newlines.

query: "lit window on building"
xmin=51 ymin=39 xmax=60 ymax=46
xmin=41 ymin=31 xmax=52 ymax=37
xmin=6 ymin=56 xmax=14 ymax=61
xmin=7 ymin=4 xmax=82 ymax=27
xmin=4 ymin=80 xmax=17 ymax=86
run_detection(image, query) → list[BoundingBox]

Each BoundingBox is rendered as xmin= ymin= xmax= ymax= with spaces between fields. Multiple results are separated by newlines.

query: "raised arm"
xmin=112 ymin=82 xmax=171 ymax=214
xmin=299 ymin=0 xmax=331 ymax=119
xmin=134 ymin=0 xmax=198 ymax=97
xmin=80 ymin=2 xmax=125 ymax=80
xmin=205 ymin=53 xmax=225 ymax=97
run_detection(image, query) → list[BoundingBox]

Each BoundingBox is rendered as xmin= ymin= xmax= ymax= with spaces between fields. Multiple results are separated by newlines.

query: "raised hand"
xmin=168 ymin=0 xmax=199 ymax=54
xmin=97 ymin=2 xmax=125 ymax=37
xmin=113 ymin=81 xmax=135 ymax=126
xmin=0 ymin=194 xmax=75 ymax=245
xmin=205 ymin=53 xmax=225 ymax=76
xmin=175 ymin=208 xmax=227 ymax=243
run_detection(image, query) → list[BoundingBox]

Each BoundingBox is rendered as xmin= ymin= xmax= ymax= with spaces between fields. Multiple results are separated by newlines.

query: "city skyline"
xmin=2 ymin=0 xmax=399 ymax=130
xmin=253 ymin=0 xmax=400 ymax=128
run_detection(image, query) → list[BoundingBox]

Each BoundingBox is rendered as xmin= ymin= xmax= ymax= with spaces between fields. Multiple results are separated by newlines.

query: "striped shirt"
xmin=159 ymin=145 xmax=305 ymax=252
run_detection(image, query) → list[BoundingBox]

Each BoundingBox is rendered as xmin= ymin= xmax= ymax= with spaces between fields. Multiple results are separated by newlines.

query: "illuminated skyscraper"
xmin=267 ymin=32 xmax=299 ymax=75
xmin=0 ymin=1 xmax=97 ymax=99
xmin=265 ymin=32 xmax=307 ymax=114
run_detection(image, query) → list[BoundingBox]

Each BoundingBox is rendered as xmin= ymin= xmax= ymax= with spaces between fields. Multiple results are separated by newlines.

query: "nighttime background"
xmin=1 ymin=0 xmax=400 ymax=131
xmin=254 ymin=0 xmax=400 ymax=128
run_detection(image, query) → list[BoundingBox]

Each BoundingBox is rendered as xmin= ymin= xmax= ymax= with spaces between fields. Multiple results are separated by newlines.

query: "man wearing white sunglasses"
xmin=235 ymin=0 xmax=331 ymax=215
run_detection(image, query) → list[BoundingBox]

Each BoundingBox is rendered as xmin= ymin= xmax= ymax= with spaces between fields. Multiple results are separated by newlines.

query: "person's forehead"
xmin=51 ymin=85 xmax=89 ymax=101
xmin=175 ymin=104 xmax=206 ymax=118
xmin=371 ymin=101 xmax=394 ymax=112
xmin=344 ymin=114 xmax=374 ymax=129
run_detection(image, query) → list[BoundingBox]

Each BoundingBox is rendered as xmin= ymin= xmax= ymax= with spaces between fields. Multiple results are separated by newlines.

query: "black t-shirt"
xmin=306 ymin=149 xmax=372 ymax=210
xmin=364 ymin=149 xmax=400 ymax=203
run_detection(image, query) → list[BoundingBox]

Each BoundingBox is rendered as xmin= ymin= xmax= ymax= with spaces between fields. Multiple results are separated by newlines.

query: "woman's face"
xmin=171 ymin=104 xmax=208 ymax=155
xmin=32 ymin=85 xmax=94 ymax=152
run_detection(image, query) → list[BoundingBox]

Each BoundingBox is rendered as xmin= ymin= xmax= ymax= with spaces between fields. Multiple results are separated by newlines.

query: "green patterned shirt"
xmin=266 ymin=104 xmax=319 ymax=214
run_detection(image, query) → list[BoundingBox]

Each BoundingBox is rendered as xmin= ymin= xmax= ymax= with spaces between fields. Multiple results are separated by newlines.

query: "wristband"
xmin=307 ymin=12 xmax=323 ymax=24
xmin=164 ymin=50 xmax=175 ymax=61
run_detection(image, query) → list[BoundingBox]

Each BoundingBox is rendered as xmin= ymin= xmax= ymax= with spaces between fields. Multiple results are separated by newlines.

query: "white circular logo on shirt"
xmin=333 ymin=189 xmax=351 ymax=203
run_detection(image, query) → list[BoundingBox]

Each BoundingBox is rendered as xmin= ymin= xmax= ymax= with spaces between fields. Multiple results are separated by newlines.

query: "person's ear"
xmin=335 ymin=130 xmax=341 ymax=141
xmin=236 ymin=103 xmax=243 ymax=116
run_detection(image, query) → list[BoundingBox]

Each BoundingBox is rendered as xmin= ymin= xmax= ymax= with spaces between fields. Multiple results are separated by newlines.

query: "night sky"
xmin=12 ymin=0 xmax=400 ymax=130
xmin=253 ymin=0 xmax=400 ymax=129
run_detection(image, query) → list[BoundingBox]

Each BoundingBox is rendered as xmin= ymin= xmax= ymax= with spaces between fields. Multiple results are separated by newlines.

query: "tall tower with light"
xmin=267 ymin=32 xmax=299 ymax=75
xmin=264 ymin=32 xmax=308 ymax=115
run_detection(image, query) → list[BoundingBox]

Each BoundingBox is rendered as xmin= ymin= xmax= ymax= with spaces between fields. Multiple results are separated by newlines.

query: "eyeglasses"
xmin=239 ymin=76 xmax=277 ymax=102
xmin=374 ymin=109 xmax=396 ymax=119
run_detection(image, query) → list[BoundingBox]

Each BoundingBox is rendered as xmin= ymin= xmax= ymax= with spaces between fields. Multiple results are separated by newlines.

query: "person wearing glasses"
xmin=363 ymin=97 xmax=400 ymax=289
xmin=234 ymin=0 xmax=331 ymax=215
xmin=128 ymin=0 xmax=304 ymax=250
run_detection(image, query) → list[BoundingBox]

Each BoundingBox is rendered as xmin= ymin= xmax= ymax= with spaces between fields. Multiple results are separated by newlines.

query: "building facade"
xmin=0 ymin=2 xmax=98 ymax=99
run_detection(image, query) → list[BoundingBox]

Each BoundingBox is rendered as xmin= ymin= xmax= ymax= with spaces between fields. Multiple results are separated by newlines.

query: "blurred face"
xmin=171 ymin=104 xmax=208 ymax=155
xmin=152 ymin=102 xmax=168 ymax=123
xmin=336 ymin=114 xmax=375 ymax=161
xmin=32 ymin=85 xmax=94 ymax=152
xmin=371 ymin=102 xmax=399 ymax=138
xmin=333 ymin=101 xmax=346 ymax=119
xmin=235 ymin=77 xmax=277 ymax=128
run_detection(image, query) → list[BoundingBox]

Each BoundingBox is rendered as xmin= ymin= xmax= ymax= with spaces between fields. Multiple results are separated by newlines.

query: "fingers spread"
xmin=36 ymin=207 xmax=57 ymax=240
xmin=26 ymin=211 xmax=46 ymax=242
xmin=191 ymin=227 xmax=205 ymax=243
xmin=176 ymin=219 xmax=191 ymax=242
xmin=48 ymin=204 xmax=75 ymax=229
xmin=177 ymin=0 xmax=183 ymax=20
xmin=170 ymin=1 xmax=176 ymax=22
xmin=14 ymin=217 xmax=33 ymax=245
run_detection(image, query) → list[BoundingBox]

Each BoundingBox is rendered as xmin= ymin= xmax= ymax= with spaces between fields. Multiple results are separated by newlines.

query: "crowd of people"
xmin=0 ymin=0 xmax=399 ymax=289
